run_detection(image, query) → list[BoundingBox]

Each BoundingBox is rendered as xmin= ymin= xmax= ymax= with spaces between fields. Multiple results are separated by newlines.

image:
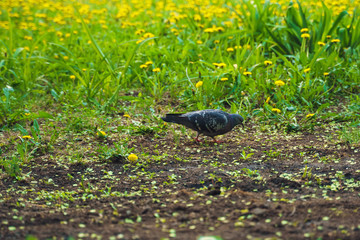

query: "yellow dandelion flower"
xmin=24 ymin=46 xmax=30 ymax=51
xmin=304 ymin=68 xmax=311 ymax=73
xmin=213 ymin=63 xmax=226 ymax=68
xmin=331 ymin=39 xmax=340 ymax=43
xmin=264 ymin=60 xmax=273 ymax=66
xmin=301 ymin=33 xmax=310 ymax=38
xmin=70 ymin=75 xmax=76 ymax=80
xmin=220 ymin=77 xmax=228 ymax=81
xmin=196 ymin=40 xmax=203 ymax=44
xmin=63 ymin=56 xmax=69 ymax=61
xmin=224 ymin=21 xmax=232 ymax=27
xmin=194 ymin=14 xmax=201 ymax=21
xmin=226 ymin=47 xmax=234 ymax=52
xmin=243 ymin=71 xmax=252 ymax=76
xmin=22 ymin=135 xmax=32 ymax=139
xmin=96 ymin=131 xmax=106 ymax=137
xmin=274 ymin=80 xmax=285 ymax=87
xmin=82 ymin=68 xmax=87 ymax=72
xmin=214 ymin=40 xmax=220 ymax=44
xmin=318 ymin=41 xmax=325 ymax=46
xmin=153 ymin=68 xmax=161 ymax=72
xmin=216 ymin=27 xmax=224 ymax=32
xmin=128 ymin=153 xmax=138 ymax=162
xmin=143 ymin=33 xmax=155 ymax=38
xmin=326 ymin=35 xmax=332 ymax=39
xmin=195 ymin=81 xmax=203 ymax=88
xmin=204 ymin=28 xmax=214 ymax=33
xmin=145 ymin=61 xmax=153 ymax=65
xmin=306 ymin=113 xmax=315 ymax=118
xmin=140 ymin=64 xmax=148 ymax=69
xmin=24 ymin=113 xmax=31 ymax=116
xmin=266 ymin=97 xmax=270 ymax=103
xmin=135 ymin=29 xmax=145 ymax=35
xmin=300 ymin=28 xmax=309 ymax=33
xmin=271 ymin=108 xmax=281 ymax=113
xmin=323 ymin=72 xmax=329 ymax=76
xmin=123 ymin=113 xmax=130 ymax=118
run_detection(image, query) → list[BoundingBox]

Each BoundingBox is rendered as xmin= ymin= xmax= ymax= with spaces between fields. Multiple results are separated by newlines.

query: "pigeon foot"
xmin=194 ymin=133 xmax=203 ymax=143
xmin=212 ymin=137 xmax=223 ymax=144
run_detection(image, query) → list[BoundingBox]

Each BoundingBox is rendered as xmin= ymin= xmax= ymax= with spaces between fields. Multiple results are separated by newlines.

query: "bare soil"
xmin=1 ymin=120 xmax=360 ymax=240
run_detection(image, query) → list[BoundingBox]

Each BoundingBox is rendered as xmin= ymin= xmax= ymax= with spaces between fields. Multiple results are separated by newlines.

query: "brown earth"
xmin=1 ymin=120 xmax=360 ymax=240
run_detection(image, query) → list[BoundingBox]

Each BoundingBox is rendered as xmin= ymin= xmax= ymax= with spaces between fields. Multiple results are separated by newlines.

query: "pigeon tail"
xmin=162 ymin=113 xmax=195 ymax=130
xmin=161 ymin=113 xmax=185 ymax=124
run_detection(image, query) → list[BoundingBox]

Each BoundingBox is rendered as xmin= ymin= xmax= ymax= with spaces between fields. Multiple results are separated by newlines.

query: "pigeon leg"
xmin=194 ymin=133 xmax=202 ymax=142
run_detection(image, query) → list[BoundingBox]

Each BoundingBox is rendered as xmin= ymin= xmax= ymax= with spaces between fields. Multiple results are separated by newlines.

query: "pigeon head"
xmin=231 ymin=114 xmax=244 ymax=128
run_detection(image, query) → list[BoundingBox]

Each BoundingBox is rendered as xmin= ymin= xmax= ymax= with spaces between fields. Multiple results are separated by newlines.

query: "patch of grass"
xmin=339 ymin=126 xmax=360 ymax=146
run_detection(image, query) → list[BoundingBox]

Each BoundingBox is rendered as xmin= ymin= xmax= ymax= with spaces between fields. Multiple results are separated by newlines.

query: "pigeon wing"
xmin=185 ymin=110 xmax=230 ymax=136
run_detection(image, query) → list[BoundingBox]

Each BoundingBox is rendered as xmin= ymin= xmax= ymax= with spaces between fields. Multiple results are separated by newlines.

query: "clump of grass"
xmin=339 ymin=126 xmax=360 ymax=147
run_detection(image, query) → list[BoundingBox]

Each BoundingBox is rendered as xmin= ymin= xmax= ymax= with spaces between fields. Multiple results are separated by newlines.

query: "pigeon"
xmin=161 ymin=109 xmax=244 ymax=143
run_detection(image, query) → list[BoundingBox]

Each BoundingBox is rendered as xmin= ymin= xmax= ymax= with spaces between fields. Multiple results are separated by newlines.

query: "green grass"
xmin=1 ymin=0 xmax=359 ymax=117
xmin=0 ymin=0 xmax=359 ymax=175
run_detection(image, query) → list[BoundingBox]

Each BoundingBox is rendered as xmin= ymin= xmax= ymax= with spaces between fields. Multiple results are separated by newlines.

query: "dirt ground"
xmin=1 ymin=120 xmax=360 ymax=240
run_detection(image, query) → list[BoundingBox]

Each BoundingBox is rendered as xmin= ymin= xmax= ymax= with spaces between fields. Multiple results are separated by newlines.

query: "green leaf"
xmin=197 ymin=236 xmax=223 ymax=240
xmin=327 ymin=11 xmax=348 ymax=36
xmin=33 ymin=119 xmax=40 ymax=134
xmin=32 ymin=111 xmax=54 ymax=119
